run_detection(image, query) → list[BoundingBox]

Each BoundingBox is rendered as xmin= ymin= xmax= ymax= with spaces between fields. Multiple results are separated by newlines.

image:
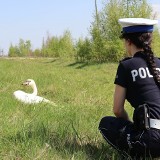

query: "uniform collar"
xmin=133 ymin=51 xmax=146 ymax=58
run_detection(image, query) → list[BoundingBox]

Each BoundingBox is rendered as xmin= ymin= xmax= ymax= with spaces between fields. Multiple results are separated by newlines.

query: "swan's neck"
xmin=31 ymin=84 xmax=37 ymax=96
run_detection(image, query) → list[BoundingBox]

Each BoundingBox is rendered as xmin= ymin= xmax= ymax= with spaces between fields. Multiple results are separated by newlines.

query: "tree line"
xmin=8 ymin=0 xmax=160 ymax=62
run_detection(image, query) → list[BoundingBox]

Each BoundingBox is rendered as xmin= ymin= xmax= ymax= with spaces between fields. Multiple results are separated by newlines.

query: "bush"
xmin=41 ymin=30 xmax=75 ymax=58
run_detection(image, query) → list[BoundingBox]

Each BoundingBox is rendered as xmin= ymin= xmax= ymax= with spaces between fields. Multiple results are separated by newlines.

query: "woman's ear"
xmin=124 ymin=39 xmax=132 ymax=56
xmin=126 ymin=39 xmax=132 ymax=45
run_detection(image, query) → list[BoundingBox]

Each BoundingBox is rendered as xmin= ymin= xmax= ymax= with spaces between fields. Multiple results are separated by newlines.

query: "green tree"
xmin=41 ymin=30 xmax=74 ymax=58
xmin=19 ymin=39 xmax=32 ymax=56
xmin=89 ymin=0 xmax=153 ymax=62
xmin=33 ymin=48 xmax=41 ymax=57
xmin=8 ymin=44 xmax=19 ymax=57
xmin=59 ymin=30 xmax=74 ymax=57
xmin=76 ymin=37 xmax=92 ymax=62
xmin=8 ymin=39 xmax=32 ymax=57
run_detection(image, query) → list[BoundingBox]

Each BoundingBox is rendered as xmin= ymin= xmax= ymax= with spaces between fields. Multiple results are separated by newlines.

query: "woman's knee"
xmin=99 ymin=116 xmax=116 ymax=129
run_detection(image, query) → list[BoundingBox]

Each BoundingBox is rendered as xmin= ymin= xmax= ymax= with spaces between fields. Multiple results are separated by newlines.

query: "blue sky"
xmin=0 ymin=0 xmax=160 ymax=55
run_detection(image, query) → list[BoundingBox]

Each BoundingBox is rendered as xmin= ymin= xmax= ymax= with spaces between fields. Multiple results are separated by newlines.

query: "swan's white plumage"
xmin=13 ymin=79 xmax=56 ymax=106
xmin=13 ymin=90 xmax=51 ymax=104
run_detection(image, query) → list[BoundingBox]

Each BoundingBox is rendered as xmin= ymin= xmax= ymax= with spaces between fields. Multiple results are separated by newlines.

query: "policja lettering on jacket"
xmin=131 ymin=67 xmax=160 ymax=82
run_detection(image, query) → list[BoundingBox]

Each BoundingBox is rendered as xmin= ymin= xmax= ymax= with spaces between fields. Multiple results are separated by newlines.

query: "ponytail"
xmin=143 ymin=43 xmax=160 ymax=84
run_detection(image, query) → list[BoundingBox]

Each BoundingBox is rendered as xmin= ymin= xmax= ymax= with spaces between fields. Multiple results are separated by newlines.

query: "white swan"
xmin=13 ymin=79 xmax=57 ymax=106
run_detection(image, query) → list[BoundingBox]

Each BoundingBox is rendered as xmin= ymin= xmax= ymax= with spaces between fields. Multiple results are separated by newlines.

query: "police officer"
xmin=99 ymin=18 xmax=160 ymax=159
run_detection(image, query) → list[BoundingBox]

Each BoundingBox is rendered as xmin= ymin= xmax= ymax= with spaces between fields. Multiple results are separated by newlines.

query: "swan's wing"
xmin=35 ymin=95 xmax=57 ymax=106
xmin=21 ymin=94 xmax=44 ymax=104
xmin=14 ymin=90 xmax=57 ymax=105
xmin=29 ymin=95 xmax=44 ymax=103
xmin=14 ymin=90 xmax=40 ymax=104
xmin=13 ymin=90 xmax=27 ymax=102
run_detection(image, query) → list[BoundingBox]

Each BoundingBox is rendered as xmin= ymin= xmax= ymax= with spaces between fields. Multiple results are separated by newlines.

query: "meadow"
xmin=0 ymin=57 xmax=134 ymax=160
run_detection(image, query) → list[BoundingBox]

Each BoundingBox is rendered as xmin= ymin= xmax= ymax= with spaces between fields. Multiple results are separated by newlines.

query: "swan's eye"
xmin=27 ymin=81 xmax=31 ymax=85
xmin=23 ymin=80 xmax=31 ymax=86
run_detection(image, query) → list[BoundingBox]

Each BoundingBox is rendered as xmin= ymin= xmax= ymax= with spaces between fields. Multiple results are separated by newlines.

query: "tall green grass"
xmin=0 ymin=58 xmax=134 ymax=160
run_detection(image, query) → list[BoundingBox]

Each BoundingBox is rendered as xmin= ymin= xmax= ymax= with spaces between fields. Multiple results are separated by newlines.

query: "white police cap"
xmin=118 ymin=18 xmax=158 ymax=33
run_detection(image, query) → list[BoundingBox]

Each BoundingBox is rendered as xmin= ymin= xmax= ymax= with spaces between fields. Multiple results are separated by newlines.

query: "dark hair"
xmin=121 ymin=32 xmax=160 ymax=85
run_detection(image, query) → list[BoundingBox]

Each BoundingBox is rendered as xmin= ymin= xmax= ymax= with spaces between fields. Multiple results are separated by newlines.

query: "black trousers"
xmin=99 ymin=116 xmax=160 ymax=159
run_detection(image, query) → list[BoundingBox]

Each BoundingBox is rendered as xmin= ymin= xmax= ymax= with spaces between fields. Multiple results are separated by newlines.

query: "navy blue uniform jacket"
xmin=114 ymin=51 xmax=160 ymax=119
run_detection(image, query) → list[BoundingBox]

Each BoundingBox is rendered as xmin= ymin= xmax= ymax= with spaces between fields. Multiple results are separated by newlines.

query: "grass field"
xmin=0 ymin=57 xmax=134 ymax=160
